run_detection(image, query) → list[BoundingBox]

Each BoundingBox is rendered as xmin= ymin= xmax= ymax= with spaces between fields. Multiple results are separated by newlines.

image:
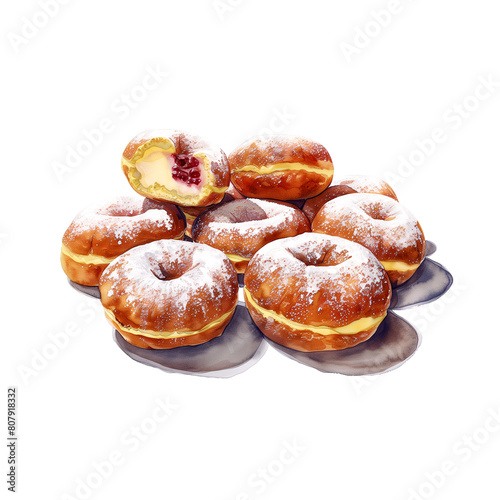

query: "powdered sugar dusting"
xmin=194 ymin=198 xmax=310 ymax=259
xmin=63 ymin=195 xmax=181 ymax=254
xmin=230 ymin=134 xmax=331 ymax=166
xmin=100 ymin=239 xmax=238 ymax=331
xmin=208 ymin=199 xmax=291 ymax=233
xmin=331 ymin=175 xmax=398 ymax=200
xmin=245 ymin=233 xmax=391 ymax=326
xmin=314 ymin=193 xmax=424 ymax=260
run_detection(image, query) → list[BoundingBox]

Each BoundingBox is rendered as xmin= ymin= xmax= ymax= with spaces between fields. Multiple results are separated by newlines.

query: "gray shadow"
xmin=264 ymin=311 xmax=420 ymax=376
xmin=113 ymin=304 xmax=267 ymax=378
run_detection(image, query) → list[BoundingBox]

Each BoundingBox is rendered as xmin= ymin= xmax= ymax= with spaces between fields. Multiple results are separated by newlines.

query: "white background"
xmin=2 ymin=1 xmax=500 ymax=499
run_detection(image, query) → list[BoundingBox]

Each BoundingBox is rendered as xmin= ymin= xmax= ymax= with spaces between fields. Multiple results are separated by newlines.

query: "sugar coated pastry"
xmin=121 ymin=129 xmax=230 ymax=207
xmin=228 ymin=135 xmax=333 ymax=200
xmin=191 ymin=198 xmax=311 ymax=273
xmin=333 ymin=175 xmax=398 ymax=200
xmin=61 ymin=196 xmax=185 ymax=286
xmin=226 ymin=183 xmax=246 ymax=199
xmin=303 ymin=175 xmax=398 ymax=223
xmin=312 ymin=193 xmax=425 ymax=285
xmin=244 ymin=233 xmax=392 ymax=351
xmin=302 ymin=185 xmax=357 ymax=223
xmin=180 ymin=192 xmax=236 ymax=239
xmin=99 ymin=239 xmax=239 ymax=349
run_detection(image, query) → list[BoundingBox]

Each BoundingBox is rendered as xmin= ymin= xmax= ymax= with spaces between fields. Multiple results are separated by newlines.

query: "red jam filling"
xmin=172 ymin=154 xmax=201 ymax=186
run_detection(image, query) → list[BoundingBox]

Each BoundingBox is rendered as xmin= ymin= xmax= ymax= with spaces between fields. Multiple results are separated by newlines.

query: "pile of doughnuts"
xmin=61 ymin=129 xmax=426 ymax=353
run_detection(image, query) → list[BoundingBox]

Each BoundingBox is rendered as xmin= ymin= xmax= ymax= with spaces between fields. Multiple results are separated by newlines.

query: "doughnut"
xmin=302 ymin=175 xmax=398 ymax=223
xmin=180 ymin=192 xmax=236 ymax=239
xmin=334 ymin=175 xmax=398 ymax=200
xmin=121 ymin=129 xmax=230 ymax=207
xmin=99 ymin=239 xmax=239 ymax=349
xmin=61 ymin=196 xmax=185 ymax=286
xmin=244 ymin=233 xmax=392 ymax=352
xmin=191 ymin=198 xmax=311 ymax=273
xmin=312 ymin=193 xmax=425 ymax=285
xmin=228 ymin=135 xmax=333 ymax=200
xmin=302 ymin=185 xmax=357 ymax=223
xmin=226 ymin=182 xmax=246 ymax=199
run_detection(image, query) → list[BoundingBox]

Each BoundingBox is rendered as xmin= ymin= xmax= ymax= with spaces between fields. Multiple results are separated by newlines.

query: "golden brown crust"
xmin=110 ymin=308 xmax=236 ymax=349
xmin=61 ymin=197 xmax=185 ymax=286
xmin=231 ymin=169 xmax=331 ymax=201
xmin=226 ymin=183 xmax=246 ymax=199
xmin=334 ymin=175 xmax=398 ymax=200
xmin=229 ymin=135 xmax=332 ymax=168
xmin=121 ymin=129 xmax=230 ymax=207
xmin=243 ymin=233 xmax=391 ymax=351
xmin=312 ymin=193 xmax=425 ymax=285
xmin=63 ymin=199 xmax=185 ymax=258
xmin=180 ymin=193 xmax=236 ymax=238
xmin=228 ymin=135 xmax=333 ymax=200
xmin=245 ymin=301 xmax=378 ymax=351
xmin=99 ymin=240 xmax=239 ymax=349
xmin=192 ymin=199 xmax=311 ymax=273
xmin=387 ymin=269 xmax=417 ymax=287
xmin=60 ymin=253 xmax=107 ymax=287
xmin=302 ymin=185 xmax=357 ymax=223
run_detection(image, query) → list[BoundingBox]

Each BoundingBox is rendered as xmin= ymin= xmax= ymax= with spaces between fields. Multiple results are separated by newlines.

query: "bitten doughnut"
xmin=228 ymin=135 xmax=333 ymax=200
xmin=312 ymin=193 xmax=425 ymax=285
xmin=244 ymin=233 xmax=392 ymax=351
xmin=302 ymin=175 xmax=398 ymax=223
xmin=99 ymin=239 xmax=239 ymax=349
xmin=61 ymin=196 xmax=185 ymax=286
xmin=191 ymin=198 xmax=311 ymax=273
xmin=122 ymin=129 xmax=230 ymax=207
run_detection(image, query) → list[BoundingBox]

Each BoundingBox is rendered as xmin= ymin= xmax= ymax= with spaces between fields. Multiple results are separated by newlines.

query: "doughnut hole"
xmin=287 ymin=247 xmax=351 ymax=267
xmin=203 ymin=199 xmax=268 ymax=225
xmin=360 ymin=201 xmax=390 ymax=221
xmin=150 ymin=256 xmax=193 ymax=283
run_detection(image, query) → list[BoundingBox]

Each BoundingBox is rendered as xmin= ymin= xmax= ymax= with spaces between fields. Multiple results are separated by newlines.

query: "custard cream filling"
xmin=134 ymin=146 xmax=180 ymax=191
xmin=232 ymin=161 xmax=332 ymax=177
xmin=123 ymin=143 xmax=226 ymax=201
xmin=182 ymin=211 xmax=197 ymax=220
xmin=380 ymin=260 xmax=420 ymax=272
xmin=244 ymin=287 xmax=385 ymax=335
xmin=225 ymin=253 xmax=251 ymax=263
xmin=61 ymin=245 xmax=115 ymax=265
xmin=62 ymin=231 xmax=184 ymax=266
xmin=104 ymin=303 xmax=237 ymax=339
